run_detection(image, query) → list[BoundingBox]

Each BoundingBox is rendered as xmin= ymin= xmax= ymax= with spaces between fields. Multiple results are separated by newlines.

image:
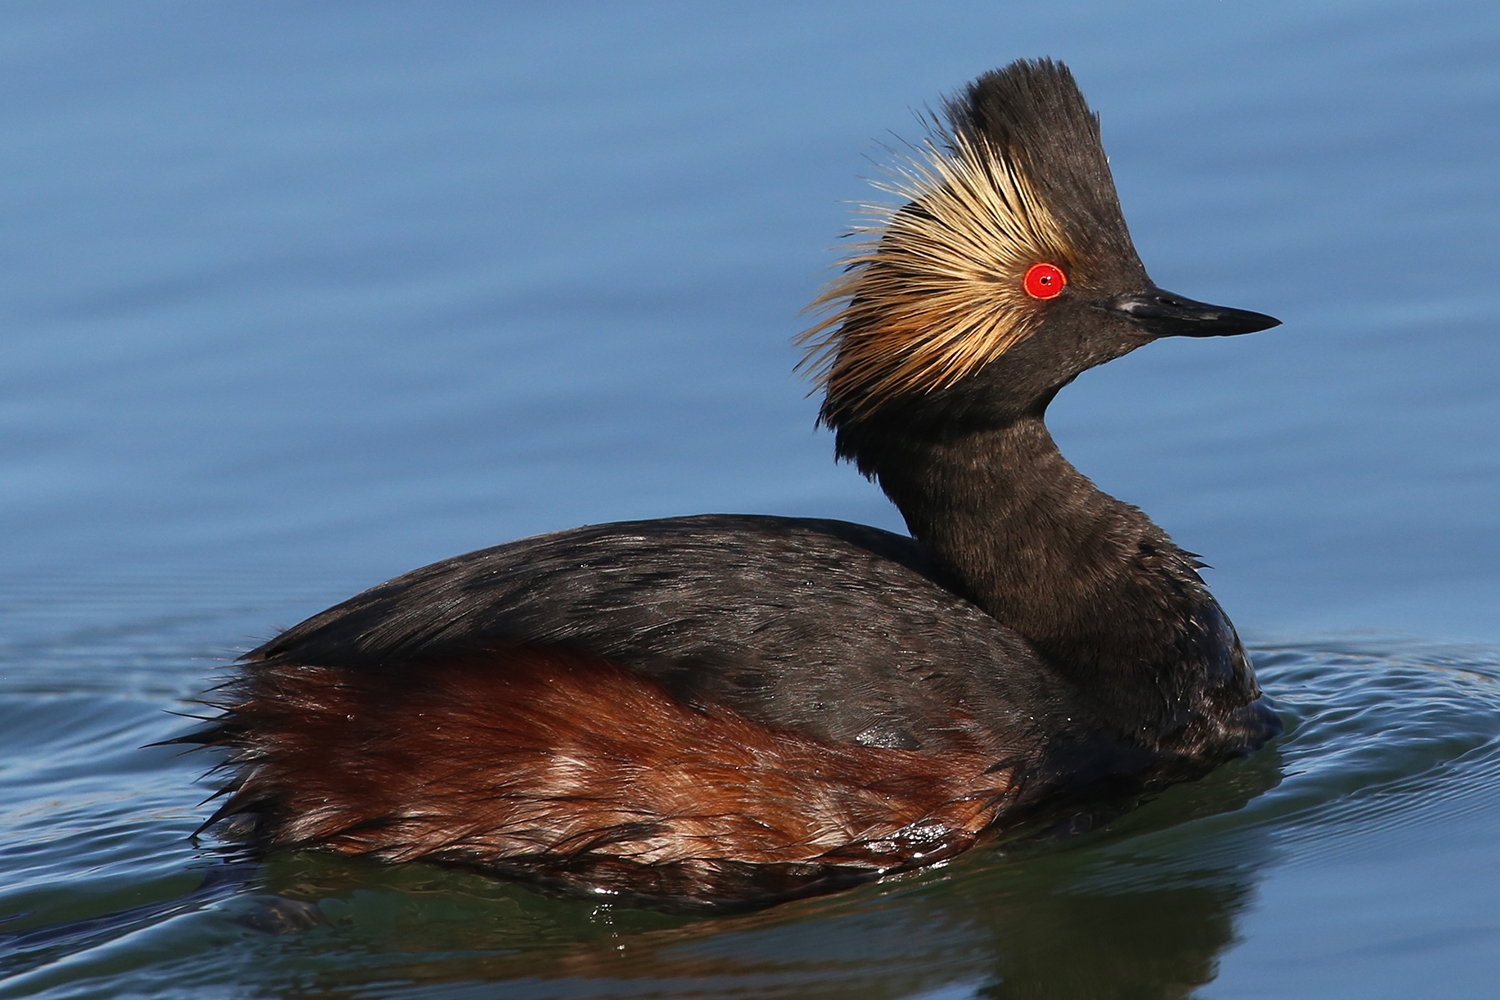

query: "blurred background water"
xmin=2 ymin=2 xmax=1498 ymax=997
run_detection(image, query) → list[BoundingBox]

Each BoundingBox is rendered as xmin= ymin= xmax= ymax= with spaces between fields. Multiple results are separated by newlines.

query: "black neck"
xmin=859 ymin=414 xmax=1217 ymax=732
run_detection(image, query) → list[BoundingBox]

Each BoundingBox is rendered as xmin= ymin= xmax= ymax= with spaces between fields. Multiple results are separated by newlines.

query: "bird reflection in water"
xmin=243 ymin=746 xmax=1281 ymax=999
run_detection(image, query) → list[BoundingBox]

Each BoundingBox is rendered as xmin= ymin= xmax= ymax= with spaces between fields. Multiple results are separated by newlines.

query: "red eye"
xmin=1023 ymin=262 xmax=1067 ymax=300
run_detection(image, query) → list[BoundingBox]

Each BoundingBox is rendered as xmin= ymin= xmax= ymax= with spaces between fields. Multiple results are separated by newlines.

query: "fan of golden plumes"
xmin=798 ymin=127 xmax=1076 ymax=419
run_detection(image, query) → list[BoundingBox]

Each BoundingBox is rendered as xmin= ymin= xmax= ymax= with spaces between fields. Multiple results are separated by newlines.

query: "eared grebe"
xmin=195 ymin=58 xmax=1282 ymax=912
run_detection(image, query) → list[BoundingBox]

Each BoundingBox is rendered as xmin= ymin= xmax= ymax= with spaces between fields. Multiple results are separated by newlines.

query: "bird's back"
xmin=247 ymin=514 xmax=1079 ymax=759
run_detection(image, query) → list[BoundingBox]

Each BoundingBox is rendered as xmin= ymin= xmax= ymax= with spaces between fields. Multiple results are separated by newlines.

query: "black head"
xmin=799 ymin=59 xmax=1278 ymax=456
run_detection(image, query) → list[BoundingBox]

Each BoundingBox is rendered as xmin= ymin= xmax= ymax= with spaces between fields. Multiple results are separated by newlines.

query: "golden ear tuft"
xmin=797 ymin=129 xmax=1075 ymax=420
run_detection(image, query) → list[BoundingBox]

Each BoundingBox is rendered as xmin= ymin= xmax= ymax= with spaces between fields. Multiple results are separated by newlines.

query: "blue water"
xmin=3 ymin=2 xmax=1499 ymax=997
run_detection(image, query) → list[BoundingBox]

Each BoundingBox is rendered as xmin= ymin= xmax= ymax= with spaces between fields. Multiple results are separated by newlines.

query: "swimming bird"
xmin=195 ymin=58 xmax=1282 ymax=912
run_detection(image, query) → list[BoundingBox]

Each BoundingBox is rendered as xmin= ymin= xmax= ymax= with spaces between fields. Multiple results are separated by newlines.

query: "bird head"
xmin=799 ymin=58 xmax=1279 ymax=445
